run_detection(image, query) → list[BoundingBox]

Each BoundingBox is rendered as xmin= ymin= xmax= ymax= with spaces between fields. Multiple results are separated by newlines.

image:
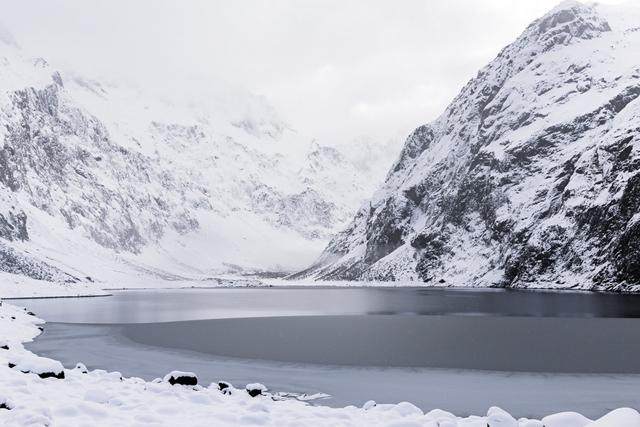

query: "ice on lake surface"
xmin=20 ymin=287 xmax=640 ymax=419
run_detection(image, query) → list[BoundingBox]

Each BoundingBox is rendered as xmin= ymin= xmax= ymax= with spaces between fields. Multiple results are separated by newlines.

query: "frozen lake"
xmin=19 ymin=287 xmax=640 ymax=419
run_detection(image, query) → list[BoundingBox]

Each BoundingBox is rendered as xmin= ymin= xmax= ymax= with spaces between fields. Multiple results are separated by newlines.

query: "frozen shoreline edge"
xmin=1 ymin=301 xmax=639 ymax=425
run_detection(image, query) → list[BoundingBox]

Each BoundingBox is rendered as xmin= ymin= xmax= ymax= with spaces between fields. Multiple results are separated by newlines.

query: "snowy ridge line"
xmin=300 ymin=1 xmax=640 ymax=291
xmin=0 ymin=20 xmax=401 ymax=286
xmin=0 ymin=301 xmax=639 ymax=426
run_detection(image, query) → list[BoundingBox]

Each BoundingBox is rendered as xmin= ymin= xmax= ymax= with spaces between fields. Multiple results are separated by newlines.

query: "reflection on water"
xmin=16 ymin=287 xmax=640 ymax=324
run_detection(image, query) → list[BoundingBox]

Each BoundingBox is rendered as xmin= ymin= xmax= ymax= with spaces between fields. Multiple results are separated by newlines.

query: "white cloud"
xmin=0 ymin=0 xmax=632 ymax=145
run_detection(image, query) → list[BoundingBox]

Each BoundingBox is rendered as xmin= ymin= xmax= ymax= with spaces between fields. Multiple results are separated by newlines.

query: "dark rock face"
xmin=0 ymin=210 xmax=28 ymax=241
xmin=364 ymin=198 xmax=411 ymax=264
xmin=1 ymin=82 xmax=201 ymax=254
xmin=0 ymin=243 xmax=78 ymax=282
xmin=300 ymin=3 xmax=640 ymax=291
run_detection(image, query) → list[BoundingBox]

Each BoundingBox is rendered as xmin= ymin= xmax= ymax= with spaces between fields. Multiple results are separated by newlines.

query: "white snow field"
xmin=0 ymin=272 xmax=109 ymax=299
xmin=0 ymin=16 xmax=401 ymax=289
xmin=0 ymin=301 xmax=639 ymax=426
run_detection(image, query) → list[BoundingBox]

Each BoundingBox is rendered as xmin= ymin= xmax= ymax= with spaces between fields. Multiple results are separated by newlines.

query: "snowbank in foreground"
xmin=0 ymin=301 xmax=638 ymax=426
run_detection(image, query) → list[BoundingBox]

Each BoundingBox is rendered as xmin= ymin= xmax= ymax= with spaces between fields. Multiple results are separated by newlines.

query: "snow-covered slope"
xmin=299 ymin=1 xmax=640 ymax=292
xmin=0 ymin=30 xmax=397 ymax=288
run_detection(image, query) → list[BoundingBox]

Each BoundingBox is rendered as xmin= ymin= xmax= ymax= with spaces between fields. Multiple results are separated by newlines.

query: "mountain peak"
xmin=300 ymin=0 xmax=640 ymax=291
xmin=533 ymin=0 xmax=611 ymax=48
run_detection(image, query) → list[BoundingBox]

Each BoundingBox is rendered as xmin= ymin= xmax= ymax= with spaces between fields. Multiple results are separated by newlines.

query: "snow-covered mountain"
xmin=0 ymin=29 xmax=398 ymax=287
xmin=298 ymin=1 xmax=640 ymax=292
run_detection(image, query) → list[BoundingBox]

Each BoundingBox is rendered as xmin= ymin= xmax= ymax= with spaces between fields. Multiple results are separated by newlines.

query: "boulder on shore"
xmin=163 ymin=371 xmax=197 ymax=386
xmin=245 ymin=383 xmax=267 ymax=397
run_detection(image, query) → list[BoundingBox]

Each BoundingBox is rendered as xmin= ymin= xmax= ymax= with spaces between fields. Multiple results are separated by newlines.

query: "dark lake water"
xmin=18 ymin=287 xmax=640 ymax=418
xmin=17 ymin=287 xmax=640 ymax=323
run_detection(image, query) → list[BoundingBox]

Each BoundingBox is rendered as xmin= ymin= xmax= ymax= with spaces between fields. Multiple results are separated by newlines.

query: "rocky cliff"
xmin=299 ymin=1 xmax=640 ymax=291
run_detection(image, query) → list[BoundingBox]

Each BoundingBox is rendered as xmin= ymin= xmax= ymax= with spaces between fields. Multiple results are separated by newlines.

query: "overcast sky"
xmin=0 ymin=0 xmax=630 ymax=145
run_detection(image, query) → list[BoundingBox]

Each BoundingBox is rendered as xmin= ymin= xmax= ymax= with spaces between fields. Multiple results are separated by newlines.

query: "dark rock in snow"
xmin=163 ymin=371 xmax=197 ymax=386
xmin=38 ymin=370 xmax=65 ymax=380
xmin=8 ymin=355 xmax=65 ymax=380
xmin=218 ymin=381 xmax=233 ymax=395
xmin=245 ymin=383 xmax=267 ymax=397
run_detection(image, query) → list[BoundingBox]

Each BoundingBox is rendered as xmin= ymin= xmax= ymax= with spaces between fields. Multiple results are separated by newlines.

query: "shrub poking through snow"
xmin=245 ymin=383 xmax=267 ymax=397
xmin=163 ymin=371 xmax=197 ymax=386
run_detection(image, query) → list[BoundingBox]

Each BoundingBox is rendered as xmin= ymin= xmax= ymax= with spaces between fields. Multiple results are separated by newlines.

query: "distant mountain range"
xmin=297 ymin=1 xmax=640 ymax=292
xmin=0 ymin=29 xmax=398 ymax=287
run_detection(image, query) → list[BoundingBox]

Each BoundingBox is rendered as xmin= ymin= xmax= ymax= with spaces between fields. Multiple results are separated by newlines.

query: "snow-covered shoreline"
xmin=2 ymin=273 xmax=638 ymax=302
xmin=0 ymin=271 xmax=110 ymax=299
xmin=1 ymin=300 xmax=639 ymax=426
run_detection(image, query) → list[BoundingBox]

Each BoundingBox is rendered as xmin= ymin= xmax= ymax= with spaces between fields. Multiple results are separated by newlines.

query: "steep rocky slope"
xmin=0 ymin=32 xmax=397 ymax=286
xmin=299 ymin=1 xmax=640 ymax=291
